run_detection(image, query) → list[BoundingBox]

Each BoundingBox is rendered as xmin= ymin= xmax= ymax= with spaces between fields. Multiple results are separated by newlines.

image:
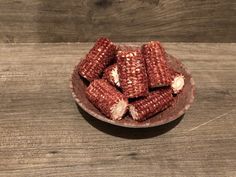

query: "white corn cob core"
xmin=110 ymin=99 xmax=128 ymax=120
xmin=111 ymin=65 xmax=120 ymax=87
xmin=129 ymin=105 xmax=139 ymax=120
xmin=171 ymin=75 xmax=185 ymax=94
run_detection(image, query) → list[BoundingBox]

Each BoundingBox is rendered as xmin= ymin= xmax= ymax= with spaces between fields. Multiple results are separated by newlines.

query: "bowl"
xmin=70 ymin=53 xmax=195 ymax=128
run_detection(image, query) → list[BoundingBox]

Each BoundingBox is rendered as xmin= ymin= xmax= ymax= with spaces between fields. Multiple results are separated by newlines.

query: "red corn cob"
xmin=86 ymin=79 xmax=128 ymax=120
xmin=78 ymin=37 xmax=116 ymax=81
xmin=129 ymin=87 xmax=173 ymax=121
xmin=117 ymin=49 xmax=149 ymax=98
xmin=102 ymin=64 xmax=120 ymax=87
xmin=169 ymin=68 xmax=185 ymax=94
xmin=142 ymin=41 xmax=172 ymax=88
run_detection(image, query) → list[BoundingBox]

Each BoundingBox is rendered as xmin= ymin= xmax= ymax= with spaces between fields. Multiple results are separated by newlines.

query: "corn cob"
xmin=169 ymin=68 xmax=185 ymax=94
xmin=86 ymin=79 xmax=128 ymax=120
xmin=78 ymin=37 xmax=116 ymax=81
xmin=117 ymin=49 xmax=149 ymax=98
xmin=129 ymin=87 xmax=173 ymax=121
xmin=142 ymin=41 xmax=172 ymax=88
xmin=102 ymin=64 xmax=120 ymax=87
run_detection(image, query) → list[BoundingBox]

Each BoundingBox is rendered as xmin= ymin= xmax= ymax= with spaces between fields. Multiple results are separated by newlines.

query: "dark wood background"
xmin=0 ymin=0 xmax=235 ymax=43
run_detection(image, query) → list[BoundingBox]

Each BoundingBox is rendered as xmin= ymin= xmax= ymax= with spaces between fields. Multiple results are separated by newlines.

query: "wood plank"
xmin=0 ymin=0 xmax=235 ymax=43
xmin=0 ymin=43 xmax=236 ymax=177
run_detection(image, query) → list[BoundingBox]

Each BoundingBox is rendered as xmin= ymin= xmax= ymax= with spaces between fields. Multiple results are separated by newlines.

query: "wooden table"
xmin=0 ymin=43 xmax=235 ymax=177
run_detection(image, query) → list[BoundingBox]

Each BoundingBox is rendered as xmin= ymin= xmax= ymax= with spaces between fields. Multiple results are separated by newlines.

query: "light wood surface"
xmin=0 ymin=43 xmax=235 ymax=177
xmin=0 ymin=0 xmax=235 ymax=43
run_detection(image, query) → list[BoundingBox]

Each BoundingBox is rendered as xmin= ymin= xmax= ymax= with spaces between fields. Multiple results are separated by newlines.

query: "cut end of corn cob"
xmin=111 ymin=99 xmax=128 ymax=120
xmin=103 ymin=64 xmax=120 ymax=87
xmin=169 ymin=67 xmax=185 ymax=94
xmin=129 ymin=105 xmax=139 ymax=121
xmin=111 ymin=65 xmax=120 ymax=87
xmin=171 ymin=75 xmax=185 ymax=94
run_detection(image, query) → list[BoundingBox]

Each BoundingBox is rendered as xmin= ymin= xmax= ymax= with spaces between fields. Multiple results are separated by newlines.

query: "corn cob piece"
xmin=169 ymin=68 xmax=185 ymax=94
xmin=102 ymin=64 xmax=120 ymax=87
xmin=78 ymin=37 xmax=116 ymax=81
xmin=86 ymin=79 xmax=128 ymax=120
xmin=117 ymin=49 xmax=148 ymax=98
xmin=129 ymin=87 xmax=173 ymax=121
xmin=142 ymin=41 xmax=172 ymax=88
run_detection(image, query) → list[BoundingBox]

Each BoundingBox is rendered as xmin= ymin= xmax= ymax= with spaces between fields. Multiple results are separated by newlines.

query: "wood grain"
xmin=0 ymin=43 xmax=236 ymax=177
xmin=0 ymin=0 xmax=235 ymax=43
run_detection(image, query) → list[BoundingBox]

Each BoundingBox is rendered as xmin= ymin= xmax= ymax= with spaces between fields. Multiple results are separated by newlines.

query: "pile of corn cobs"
xmin=78 ymin=37 xmax=184 ymax=121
